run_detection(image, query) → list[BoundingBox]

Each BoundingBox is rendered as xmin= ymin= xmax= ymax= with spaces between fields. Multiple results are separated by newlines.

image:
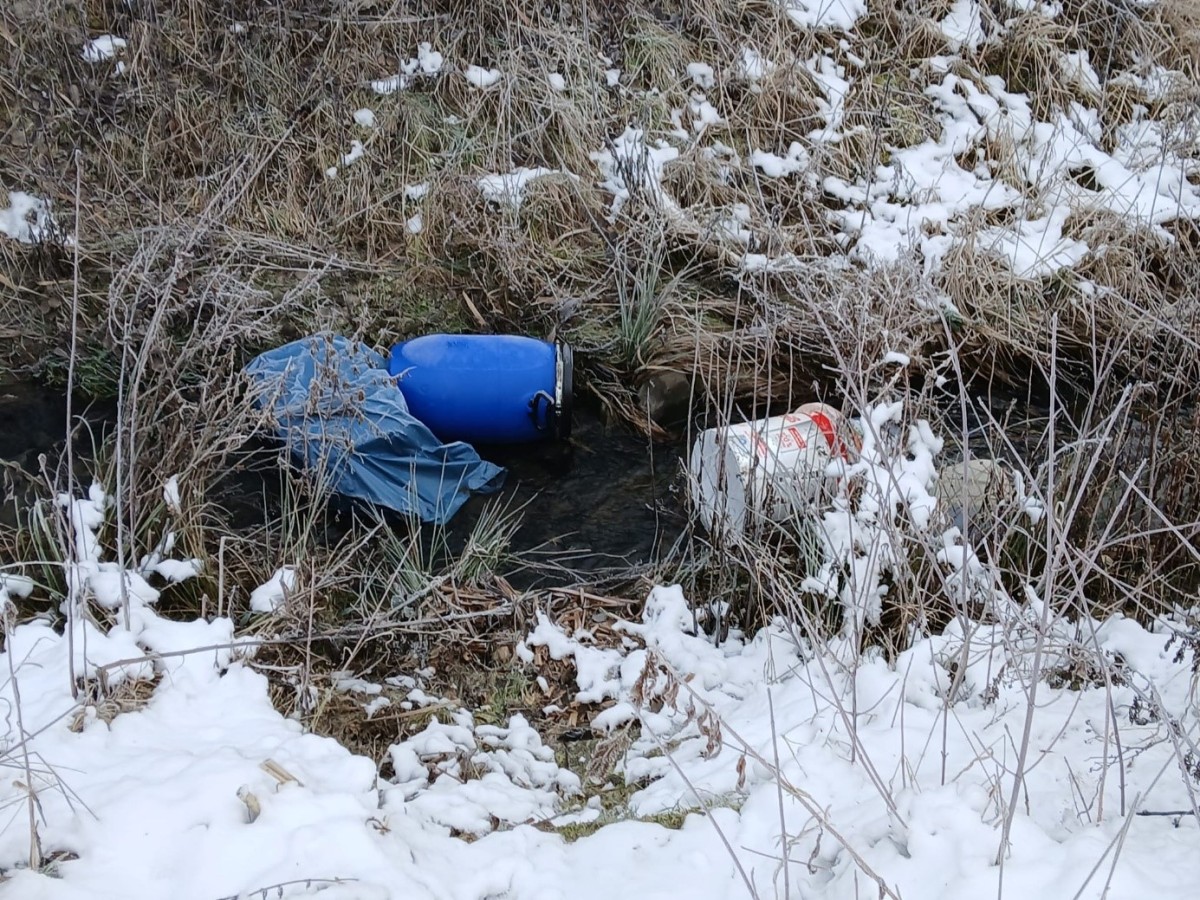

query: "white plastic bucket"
xmin=690 ymin=403 xmax=853 ymax=536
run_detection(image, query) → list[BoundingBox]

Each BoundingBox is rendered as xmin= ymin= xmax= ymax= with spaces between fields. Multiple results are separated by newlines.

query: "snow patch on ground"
xmin=478 ymin=167 xmax=571 ymax=208
xmin=370 ymin=42 xmax=444 ymax=94
xmin=81 ymin=35 xmax=126 ymax=63
xmin=1 ymin=191 xmax=64 ymax=244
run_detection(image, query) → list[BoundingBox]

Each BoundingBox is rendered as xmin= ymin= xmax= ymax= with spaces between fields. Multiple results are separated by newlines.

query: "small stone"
xmin=639 ymin=370 xmax=691 ymax=429
xmin=935 ymin=459 xmax=1013 ymax=526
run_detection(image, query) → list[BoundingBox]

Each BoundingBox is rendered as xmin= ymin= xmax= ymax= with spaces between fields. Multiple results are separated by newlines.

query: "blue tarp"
xmin=244 ymin=334 xmax=504 ymax=524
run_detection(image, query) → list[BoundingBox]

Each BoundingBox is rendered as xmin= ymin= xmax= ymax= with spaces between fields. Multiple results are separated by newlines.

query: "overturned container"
xmin=690 ymin=403 xmax=856 ymax=536
xmin=388 ymin=334 xmax=572 ymax=445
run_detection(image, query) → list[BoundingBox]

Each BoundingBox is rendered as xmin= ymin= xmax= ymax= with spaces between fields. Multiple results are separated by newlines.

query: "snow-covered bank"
xmin=3 ymin=458 xmax=1197 ymax=898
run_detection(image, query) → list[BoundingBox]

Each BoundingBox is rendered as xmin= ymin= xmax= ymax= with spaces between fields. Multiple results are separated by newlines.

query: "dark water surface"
xmin=1 ymin=377 xmax=1046 ymax=581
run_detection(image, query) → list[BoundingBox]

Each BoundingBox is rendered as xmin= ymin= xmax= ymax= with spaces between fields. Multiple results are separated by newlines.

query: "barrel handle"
xmin=530 ymin=391 xmax=555 ymax=431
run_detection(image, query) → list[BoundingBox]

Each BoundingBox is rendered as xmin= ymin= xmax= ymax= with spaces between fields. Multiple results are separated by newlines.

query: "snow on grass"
xmin=0 ymin=191 xmax=63 ymax=244
xmin=81 ymin=35 xmax=126 ymax=63
xmin=939 ymin=0 xmax=987 ymax=53
xmin=777 ymin=0 xmax=867 ymax=30
xmin=737 ymin=47 xmax=774 ymax=84
xmin=370 ymin=42 xmax=443 ymax=94
xmin=249 ymin=566 xmax=296 ymax=613
xmin=341 ymin=139 xmax=365 ymax=167
xmin=750 ymin=142 xmax=811 ymax=178
xmin=591 ymin=126 xmax=680 ymax=217
xmin=478 ymin=167 xmax=570 ymax=208
xmin=4 ymin=443 xmax=1200 ymax=898
xmin=353 ymin=108 xmax=377 ymax=128
xmin=548 ymin=72 xmax=567 ymax=92
xmin=464 ymin=65 xmax=503 ymax=89
xmin=686 ymin=62 xmax=715 ymax=89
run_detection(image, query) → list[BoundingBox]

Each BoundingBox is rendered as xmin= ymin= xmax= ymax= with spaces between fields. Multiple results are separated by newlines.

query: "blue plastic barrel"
xmin=387 ymin=334 xmax=573 ymax=444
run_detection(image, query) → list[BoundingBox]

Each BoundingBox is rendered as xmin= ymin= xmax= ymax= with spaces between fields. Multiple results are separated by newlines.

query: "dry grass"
xmin=0 ymin=0 xmax=1198 ymax=713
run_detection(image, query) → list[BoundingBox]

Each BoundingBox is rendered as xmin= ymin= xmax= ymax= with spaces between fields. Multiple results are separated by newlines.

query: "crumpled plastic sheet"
xmin=245 ymin=333 xmax=504 ymax=524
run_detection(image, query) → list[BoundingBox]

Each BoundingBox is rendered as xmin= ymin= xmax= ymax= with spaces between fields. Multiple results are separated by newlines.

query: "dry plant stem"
xmin=767 ymin=687 xmax=789 ymax=900
xmin=997 ymin=319 xmax=1062 ymax=873
xmin=5 ymin=611 xmax=44 ymax=870
xmin=66 ymin=149 xmax=83 ymax=692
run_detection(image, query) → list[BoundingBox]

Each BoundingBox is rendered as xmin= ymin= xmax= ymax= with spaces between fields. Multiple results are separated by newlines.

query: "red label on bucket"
xmin=808 ymin=412 xmax=840 ymax=453
xmin=779 ymin=426 xmax=808 ymax=451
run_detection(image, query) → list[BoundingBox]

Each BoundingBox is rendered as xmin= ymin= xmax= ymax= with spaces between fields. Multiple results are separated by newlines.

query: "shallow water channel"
xmin=1 ymin=377 xmax=1049 ymax=584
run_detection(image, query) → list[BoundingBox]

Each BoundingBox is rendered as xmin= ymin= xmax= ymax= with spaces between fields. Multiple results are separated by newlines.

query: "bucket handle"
xmin=530 ymin=391 xmax=555 ymax=431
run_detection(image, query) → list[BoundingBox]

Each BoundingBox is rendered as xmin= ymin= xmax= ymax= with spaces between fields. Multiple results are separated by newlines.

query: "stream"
xmin=1 ymin=376 xmax=1049 ymax=584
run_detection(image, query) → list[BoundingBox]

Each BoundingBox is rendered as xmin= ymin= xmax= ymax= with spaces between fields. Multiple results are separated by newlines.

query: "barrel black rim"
xmin=556 ymin=341 xmax=573 ymax=441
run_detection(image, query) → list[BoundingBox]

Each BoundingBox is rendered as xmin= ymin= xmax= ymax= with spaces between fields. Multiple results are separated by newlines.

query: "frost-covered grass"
xmin=2 ymin=1 xmax=1200 ymax=894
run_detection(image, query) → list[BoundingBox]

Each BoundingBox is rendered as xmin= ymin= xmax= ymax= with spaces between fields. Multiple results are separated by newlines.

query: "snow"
xmin=249 ymin=567 xmax=296 ymax=613
xmin=81 ymin=35 xmax=126 ymax=63
xmin=162 ymin=475 xmax=181 ymax=515
xmin=353 ymin=108 xmax=377 ymax=128
xmin=778 ymin=0 xmax=866 ymax=30
xmin=590 ymin=126 xmax=681 ymax=217
xmin=548 ymin=72 xmax=567 ymax=92
xmin=750 ymin=142 xmax=811 ymax=178
xmin=341 ymin=139 xmax=365 ymax=167
xmin=464 ymin=65 xmax=502 ymax=89
xmin=477 ymin=167 xmax=569 ymax=208
xmin=1 ymin=191 xmax=62 ymax=244
xmin=5 ymin=452 xmax=1200 ymax=899
xmin=406 ymin=212 xmax=424 ymax=234
xmin=738 ymin=48 xmax=774 ymax=83
xmin=370 ymin=42 xmax=443 ymax=94
xmin=403 ymin=182 xmax=429 ymax=201
xmin=687 ymin=62 xmax=715 ymax=89
xmin=940 ymin=0 xmax=986 ymax=53
xmin=883 ymin=350 xmax=911 ymax=366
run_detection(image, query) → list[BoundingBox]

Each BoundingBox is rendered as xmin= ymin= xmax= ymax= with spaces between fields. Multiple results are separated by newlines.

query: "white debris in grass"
xmin=82 ymin=35 xmax=126 ymax=63
xmin=0 ymin=191 xmax=62 ymax=244
xmin=750 ymin=142 xmax=811 ymax=178
xmin=686 ymin=62 xmax=715 ymax=89
xmin=883 ymin=350 xmax=911 ymax=366
xmin=249 ymin=566 xmax=296 ymax=613
xmin=547 ymin=72 xmax=567 ymax=92
xmin=777 ymin=0 xmax=866 ymax=30
xmin=605 ymin=68 xmax=622 ymax=88
xmin=404 ymin=182 xmax=429 ymax=201
xmin=478 ymin=167 xmax=570 ymax=208
xmin=406 ymin=212 xmax=424 ymax=234
xmin=939 ymin=0 xmax=987 ymax=53
xmin=464 ymin=65 xmax=502 ymax=89
xmin=353 ymin=107 xmax=377 ymax=128
xmin=371 ymin=42 xmax=444 ymax=94
xmin=324 ymin=165 xmax=339 ymax=179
